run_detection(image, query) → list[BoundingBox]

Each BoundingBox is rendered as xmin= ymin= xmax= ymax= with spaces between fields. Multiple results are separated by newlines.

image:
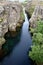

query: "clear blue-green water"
xmin=0 ymin=8 xmax=33 ymax=65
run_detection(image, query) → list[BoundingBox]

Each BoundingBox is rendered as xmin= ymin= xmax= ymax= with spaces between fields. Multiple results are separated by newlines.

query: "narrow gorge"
xmin=0 ymin=0 xmax=43 ymax=65
xmin=0 ymin=7 xmax=33 ymax=65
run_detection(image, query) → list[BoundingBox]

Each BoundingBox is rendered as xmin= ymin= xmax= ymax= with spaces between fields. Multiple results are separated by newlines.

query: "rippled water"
xmin=0 ymin=8 xmax=33 ymax=65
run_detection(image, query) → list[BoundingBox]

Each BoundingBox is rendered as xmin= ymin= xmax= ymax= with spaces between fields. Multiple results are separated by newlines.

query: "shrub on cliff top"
xmin=29 ymin=20 xmax=43 ymax=65
xmin=32 ymin=33 xmax=43 ymax=45
xmin=29 ymin=45 xmax=43 ymax=65
xmin=35 ymin=20 xmax=43 ymax=34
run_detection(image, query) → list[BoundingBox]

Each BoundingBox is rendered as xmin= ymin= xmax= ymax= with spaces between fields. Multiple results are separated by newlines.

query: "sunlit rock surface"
xmin=0 ymin=1 xmax=25 ymax=49
xmin=25 ymin=1 xmax=43 ymax=28
xmin=29 ymin=5 xmax=43 ymax=28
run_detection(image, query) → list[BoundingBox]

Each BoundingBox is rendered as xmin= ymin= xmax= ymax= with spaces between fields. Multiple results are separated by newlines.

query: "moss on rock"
xmin=0 ymin=18 xmax=3 ymax=23
xmin=0 ymin=37 xmax=5 ymax=49
xmin=20 ymin=11 xmax=25 ymax=21
xmin=28 ymin=5 xmax=35 ymax=16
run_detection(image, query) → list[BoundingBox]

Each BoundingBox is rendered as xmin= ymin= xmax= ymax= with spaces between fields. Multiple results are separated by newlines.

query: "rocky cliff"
xmin=29 ymin=5 xmax=43 ymax=28
xmin=25 ymin=1 xmax=35 ymax=17
xmin=0 ymin=1 xmax=25 ymax=49
xmin=25 ymin=1 xmax=43 ymax=28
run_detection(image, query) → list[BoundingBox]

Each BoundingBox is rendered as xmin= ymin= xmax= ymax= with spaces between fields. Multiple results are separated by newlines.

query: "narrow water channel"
xmin=0 ymin=8 xmax=33 ymax=65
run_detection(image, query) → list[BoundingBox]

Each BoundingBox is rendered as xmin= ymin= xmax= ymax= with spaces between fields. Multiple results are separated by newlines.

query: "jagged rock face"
xmin=0 ymin=1 xmax=24 ymax=49
xmin=25 ymin=1 xmax=32 ymax=13
xmin=1 ymin=19 xmax=8 ymax=36
xmin=0 ymin=4 xmax=8 ymax=37
xmin=25 ymin=1 xmax=35 ymax=17
xmin=8 ymin=4 xmax=21 ymax=32
xmin=0 ymin=1 xmax=23 ymax=35
xmin=25 ymin=2 xmax=43 ymax=28
xmin=0 ymin=6 xmax=4 ymax=14
xmin=29 ymin=5 xmax=43 ymax=28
